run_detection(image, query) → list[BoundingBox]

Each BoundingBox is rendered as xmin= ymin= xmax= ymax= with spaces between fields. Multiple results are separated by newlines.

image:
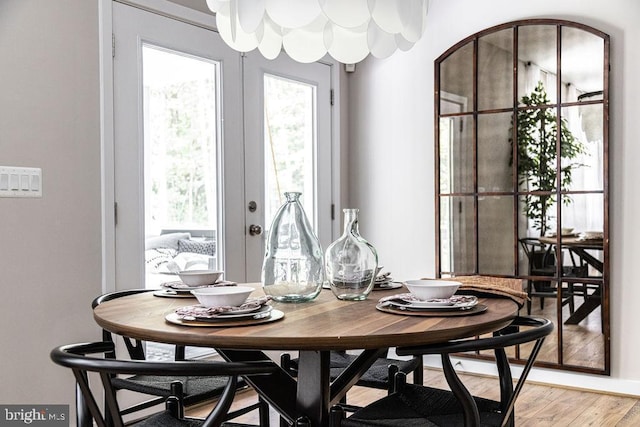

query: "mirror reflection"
xmin=436 ymin=20 xmax=609 ymax=374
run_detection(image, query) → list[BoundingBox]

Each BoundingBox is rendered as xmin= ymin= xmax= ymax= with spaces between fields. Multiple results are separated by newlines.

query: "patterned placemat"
xmin=165 ymin=309 xmax=284 ymax=327
xmin=376 ymin=303 xmax=487 ymax=317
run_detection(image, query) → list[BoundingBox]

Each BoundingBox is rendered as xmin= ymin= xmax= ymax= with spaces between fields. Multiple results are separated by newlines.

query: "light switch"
xmin=20 ymin=174 xmax=30 ymax=191
xmin=30 ymin=174 xmax=40 ymax=191
xmin=9 ymin=174 xmax=19 ymax=190
xmin=0 ymin=166 xmax=42 ymax=197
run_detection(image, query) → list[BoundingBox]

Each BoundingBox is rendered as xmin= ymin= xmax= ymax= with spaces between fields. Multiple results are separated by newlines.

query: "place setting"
xmin=153 ymin=269 xmax=237 ymax=298
xmin=372 ymin=270 xmax=403 ymax=291
xmin=165 ymin=286 xmax=284 ymax=327
xmin=376 ymin=279 xmax=487 ymax=317
xmin=577 ymin=230 xmax=604 ymax=241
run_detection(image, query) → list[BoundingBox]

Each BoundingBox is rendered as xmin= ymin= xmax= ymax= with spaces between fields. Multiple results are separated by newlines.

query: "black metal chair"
xmin=329 ymin=316 xmax=553 ymax=427
xmin=51 ymin=341 xmax=279 ymax=427
xmin=520 ymin=238 xmax=582 ymax=315
xmin=92 ymin=289 xmax=270 ymax=426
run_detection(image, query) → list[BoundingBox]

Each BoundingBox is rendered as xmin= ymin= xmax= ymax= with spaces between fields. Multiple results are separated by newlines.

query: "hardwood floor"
xmin=187 ymin=367 xmax=640 ymax=426
xmin=523 ymin=290 xmax=605 ymax=370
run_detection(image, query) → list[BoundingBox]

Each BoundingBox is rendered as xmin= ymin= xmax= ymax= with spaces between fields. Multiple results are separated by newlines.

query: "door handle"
xmin=249 ymin=224 xmax=263 ymax=236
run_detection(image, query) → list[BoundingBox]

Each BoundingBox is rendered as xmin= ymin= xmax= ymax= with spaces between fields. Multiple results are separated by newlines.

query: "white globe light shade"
xmin=319 ymin=0 xmax=370 ymax=29
xmin=216 ymin=2 xmax=260 ymax=52
xmin=237 ymin=0 xmax=265 ymax=34
xmin=207 ymin=0 xmax=428 ymax=64
xmin=266 ymin=0 xmax=322 ymax=29
xmin=367 ymin=22 xmax=398 ymax=59
xmin=282 ymin=14 xmax=329 ymax=63
xmin=259 ymin=16 xmax=284 ymax=60
xmin=370 ymin=0 xmax=405 ymax=35
xmin=326 ymin=23 xmax=370 ymax=64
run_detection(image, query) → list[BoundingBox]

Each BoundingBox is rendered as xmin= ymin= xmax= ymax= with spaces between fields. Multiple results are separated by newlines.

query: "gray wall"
xmin=0 ymin=0 xmax=102 ymax=409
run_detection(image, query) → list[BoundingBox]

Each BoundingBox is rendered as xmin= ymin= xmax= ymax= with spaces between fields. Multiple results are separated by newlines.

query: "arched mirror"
xmin=435 ymin=19 xmax=609 ymax=374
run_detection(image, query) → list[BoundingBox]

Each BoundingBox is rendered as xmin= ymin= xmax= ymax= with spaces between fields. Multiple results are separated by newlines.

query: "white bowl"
xmin=404 ymin=279 xmax=461 ymax=300
xmin=561 ymin=227 xmax=574 ymax=236
xmin=190 ymin=286 xmax=254 ymax=307
xmin=177 ymin=270 xmax=223 ymax=287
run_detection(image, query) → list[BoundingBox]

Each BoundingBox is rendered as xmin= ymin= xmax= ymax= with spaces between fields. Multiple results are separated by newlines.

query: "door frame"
xmin=99 ymin=0 xmax=344 ymax=291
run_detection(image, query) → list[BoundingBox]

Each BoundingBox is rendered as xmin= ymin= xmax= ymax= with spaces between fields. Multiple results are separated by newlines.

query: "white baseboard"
xmin=417 ymin=354 xmax=640 ymax=398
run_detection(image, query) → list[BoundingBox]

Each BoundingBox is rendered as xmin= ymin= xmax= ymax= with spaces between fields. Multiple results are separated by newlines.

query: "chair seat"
xmin=286 ymin=351 xmax=421 ymax=389
xmin=342 ymin=384 xmax=503 ymax=427
xmin=328 ymin=352 xmax=421 ymax=388
xmin=133 ymin=410 xmax=204 ymax=427
xmin=112 ymin=374 xmax=237 ymax=404
xmin=133 ymin=411 xmax=263 ymax=427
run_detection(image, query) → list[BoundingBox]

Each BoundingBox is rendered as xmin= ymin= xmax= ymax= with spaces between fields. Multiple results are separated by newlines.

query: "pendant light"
xmin=206 ymin=0 xmax=429 ymax=64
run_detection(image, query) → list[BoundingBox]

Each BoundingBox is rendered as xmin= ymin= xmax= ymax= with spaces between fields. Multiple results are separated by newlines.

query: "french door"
xmin=242 ymin=52 xmax=333 ymax=282
xmin=111 ymin=2 xmax=333 ymax=289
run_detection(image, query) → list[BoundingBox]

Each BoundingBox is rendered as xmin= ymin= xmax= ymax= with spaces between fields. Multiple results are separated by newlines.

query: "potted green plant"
xmin=511 ymin=81 xmax=586 ymax=235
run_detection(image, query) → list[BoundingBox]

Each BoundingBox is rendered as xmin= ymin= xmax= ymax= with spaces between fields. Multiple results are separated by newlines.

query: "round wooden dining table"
xmin=93 ymin=283 xmax=519 ymax=427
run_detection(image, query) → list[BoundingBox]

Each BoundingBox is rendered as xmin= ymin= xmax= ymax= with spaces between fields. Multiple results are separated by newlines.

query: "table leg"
xmin=565 ymin=285 xmax=602 ymax=325
xmin=296 ymin=349 xmax=387 ymax=426
xmin=296 ymin=351 xmax=331 ymax=426
xmin=563 ymin=247 xmax=603 ymax=325
xmin=569 ymin=248 xmax=603 ymax=273
xmin=220 ymin=348 xmax=388 ymax=427
xmin=217 ymin=349 xmax=299 ymax=424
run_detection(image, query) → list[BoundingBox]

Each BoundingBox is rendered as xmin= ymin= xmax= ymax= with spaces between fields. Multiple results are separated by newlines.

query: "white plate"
xmin=165 ymin=309 xmax=284 ymax=327
xmin=153 ymin=289 xmax=196 ymax=298
xmin=162 ymin=281 xmax=237 ymax=292
xmin=163 ymin=284 xmax=214 ymax=292
xmin=373 ymin=282 xmax=403 ymax=291
xmin=392 ymin=295 xmax=478 ymax=310
xmin=182 ymin=305 xmax=272 ymax=321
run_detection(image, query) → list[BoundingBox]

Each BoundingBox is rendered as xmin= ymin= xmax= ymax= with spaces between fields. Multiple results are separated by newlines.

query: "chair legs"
xmin=412 ymin=356 xmax=424 ymax=385
xmin=169 ymin=381 xmax=184 ymax=419
xmin=258 ymin=397 xmax=270 ymax=427
xmin=527 ymin=279 xmax=579 ymax=316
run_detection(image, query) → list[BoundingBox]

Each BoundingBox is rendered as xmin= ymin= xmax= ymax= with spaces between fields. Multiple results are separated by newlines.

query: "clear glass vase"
xmin=261 ymin=192 xmax=324 ymax=302
xmin=325 ymin=209 xmax=378 ymax=300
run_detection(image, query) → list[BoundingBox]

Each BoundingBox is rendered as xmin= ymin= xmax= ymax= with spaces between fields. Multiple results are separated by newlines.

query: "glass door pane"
xmin=263 ymin=73 xmax=317 ymax=231
xmin=142 ymin=44 xmax=221 ymax=361
xmin=142 ymin=45 xmax=221 ymax=286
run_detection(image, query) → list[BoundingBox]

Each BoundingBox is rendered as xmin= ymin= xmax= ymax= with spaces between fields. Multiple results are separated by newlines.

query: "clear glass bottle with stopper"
xmin=325 ymin=209 xmax=378 ymax=300
xmin=261 ymin=192 xmax=324 ymax=302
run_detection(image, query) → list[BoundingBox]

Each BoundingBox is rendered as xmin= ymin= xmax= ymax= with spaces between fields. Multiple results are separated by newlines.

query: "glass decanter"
xmin=261 ymin=192 xmax=324 ymax=302
xmin=325 ymin=209 xmax=378 ymax=300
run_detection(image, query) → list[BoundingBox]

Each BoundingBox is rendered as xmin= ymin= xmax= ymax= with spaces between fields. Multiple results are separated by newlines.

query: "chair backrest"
xmin=92 ymin=289 xmax=155 ymax=360
xmin=51 ymin=341 xmax=278 ymax=427
xmin=519 ymin=238 xmax=556 ymax=270
xmin=396 ymin=316 xmax=553 ymax=427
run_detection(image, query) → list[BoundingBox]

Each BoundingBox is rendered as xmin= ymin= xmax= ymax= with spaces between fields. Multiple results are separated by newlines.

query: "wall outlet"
xmin=0 ymin=166 xmax=42 ymax=198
